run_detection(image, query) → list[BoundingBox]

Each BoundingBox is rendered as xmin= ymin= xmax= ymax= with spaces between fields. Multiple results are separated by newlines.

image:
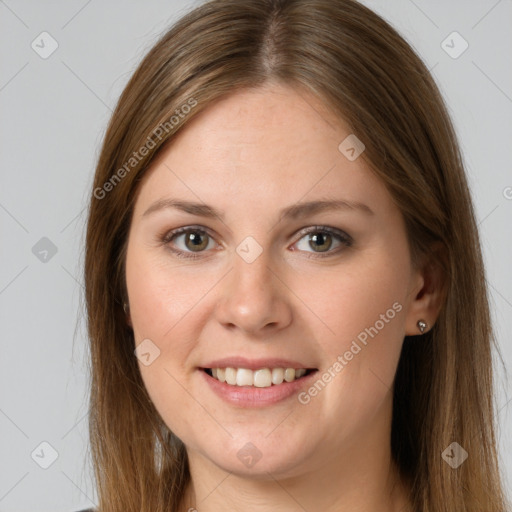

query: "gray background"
xmin=0 ymin=0 xmax=511 ymax=510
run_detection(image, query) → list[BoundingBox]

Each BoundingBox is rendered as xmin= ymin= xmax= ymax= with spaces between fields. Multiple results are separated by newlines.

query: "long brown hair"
xmin=83 ymin=0 xmax=509 ymax=510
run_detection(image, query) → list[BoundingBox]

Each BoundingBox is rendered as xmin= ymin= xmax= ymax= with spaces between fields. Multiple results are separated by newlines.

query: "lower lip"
xmin=200 ymin=369 xmax=318 ymax=408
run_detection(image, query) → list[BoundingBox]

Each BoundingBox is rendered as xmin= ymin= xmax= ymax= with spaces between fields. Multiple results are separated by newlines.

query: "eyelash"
xmin=160 ymin=225 xmax=353 ymax=260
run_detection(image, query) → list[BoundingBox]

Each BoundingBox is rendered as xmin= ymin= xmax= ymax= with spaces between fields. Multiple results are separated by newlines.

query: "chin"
xmin=193 ymin=433 xmax=317 ymax=479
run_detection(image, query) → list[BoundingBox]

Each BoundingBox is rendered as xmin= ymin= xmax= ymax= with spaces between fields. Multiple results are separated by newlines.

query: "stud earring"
xmin=417 ymin=319 xmax=427 ymax=334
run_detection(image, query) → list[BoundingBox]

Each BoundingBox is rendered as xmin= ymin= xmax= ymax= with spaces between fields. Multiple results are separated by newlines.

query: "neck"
xmin=181 ymin=464 xmax=411 ymax=512
xmin=179 ymin=396 xmax=412 ymax=512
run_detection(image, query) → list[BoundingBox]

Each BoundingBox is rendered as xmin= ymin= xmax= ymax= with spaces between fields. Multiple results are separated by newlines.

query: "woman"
xmin=83 ymin=0 xmax=509 ymax=511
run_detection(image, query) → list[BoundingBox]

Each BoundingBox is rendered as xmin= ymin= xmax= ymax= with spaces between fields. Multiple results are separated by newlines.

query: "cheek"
xmin=291 ymin=268 xmax=408 ymax=453
xmin=301 ymin=252 xmax=408 ymax=355
xmin=138 ymin=361 xmax=206 ymax=449
xmin=302 ymin=246 xmax=409 ymax=409
xmin=125 ymin=246 xmax=215 ymax=422
xmin=125 ymin=243 xmax=206 ymax=345
xmin=125 ymin=247 xmax=203 ymax=427
xmin=126 ymin=256 xmax=206 ymax=439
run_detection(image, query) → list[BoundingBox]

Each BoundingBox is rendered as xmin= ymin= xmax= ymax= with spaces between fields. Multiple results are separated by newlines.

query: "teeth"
xmin=284 ymin=368 xmax=295 ymax=382
xmin=225 ymin=367 xmax=237 ymax=385
xmin=271 ymin=368 xmax=284 ymax=385
xmin=236 ymin=368 xmax=253 ymax=386
xmin=254 ymin=369 xmax=272 ymax=388
xmin=208 ymin=367 xmax=310 ymax=387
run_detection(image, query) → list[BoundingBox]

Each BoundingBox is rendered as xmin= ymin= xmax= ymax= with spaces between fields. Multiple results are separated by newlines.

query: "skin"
xmin=124 ymin=82 xmax=444 ymax=512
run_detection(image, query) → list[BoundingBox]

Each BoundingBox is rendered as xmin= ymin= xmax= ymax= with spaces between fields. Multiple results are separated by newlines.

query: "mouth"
xmin=199 ymin=357 xmax=319 ymax=407
xmin=202 ymin=367 xmax=317 ymax=387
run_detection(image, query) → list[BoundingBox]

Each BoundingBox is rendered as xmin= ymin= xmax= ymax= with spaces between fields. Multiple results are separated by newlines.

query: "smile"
xmin=204 ymin=367 xmax=315 ymax=387
xmin=200 ymin=365 xmax=319 ymax=407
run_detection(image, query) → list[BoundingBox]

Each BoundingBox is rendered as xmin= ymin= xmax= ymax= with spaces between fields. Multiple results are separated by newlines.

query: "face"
xmin=125 ymin=83 xmax=424 ymax=479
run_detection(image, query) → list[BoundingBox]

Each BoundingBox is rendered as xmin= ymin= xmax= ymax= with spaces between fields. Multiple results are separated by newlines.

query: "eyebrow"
xmin=142 ymin=197 xmax=374 ymax=221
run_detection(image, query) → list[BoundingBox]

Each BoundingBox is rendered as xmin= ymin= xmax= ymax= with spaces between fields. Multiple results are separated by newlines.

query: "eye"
xmin=161 ymin=226 xmax=216 ymax=259
xmin=292 ymin=226 xmax=353 ymax=257
xmin=160 ymin=225 xmax=353 ymax=260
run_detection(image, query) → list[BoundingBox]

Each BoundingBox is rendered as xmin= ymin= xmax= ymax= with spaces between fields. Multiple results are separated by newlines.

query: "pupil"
xmin=311 ymin=232 xmax=331 ymax=252
xmin=187 ymin=232 xmax=207 ymax=251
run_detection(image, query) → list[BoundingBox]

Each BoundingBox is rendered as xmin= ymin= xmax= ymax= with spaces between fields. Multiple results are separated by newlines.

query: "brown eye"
xmin=293 ymin=226 xmax=352 ymax=257
xmin=308 ymin=232 xmax=333 ymax=253
xmin=182 ymin=231 xmax=209 ymax=252
xmin=162 ymin=227 xmax=216 ymax=259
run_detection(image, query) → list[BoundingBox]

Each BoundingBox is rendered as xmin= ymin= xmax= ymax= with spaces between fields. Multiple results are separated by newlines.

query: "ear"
xmin=404 ymin=241 xmax=448 ymax=336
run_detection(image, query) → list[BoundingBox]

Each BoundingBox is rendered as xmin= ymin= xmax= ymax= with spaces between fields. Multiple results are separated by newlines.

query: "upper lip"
xmin=200 ymin=356 xmax=317 ymax=370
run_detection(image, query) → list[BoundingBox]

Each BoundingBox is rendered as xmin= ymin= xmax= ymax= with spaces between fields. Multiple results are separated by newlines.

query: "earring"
xmin=123 ymin=302 xmax=129 ymax=314
xmin=417 ymin=319 xmax=427 ymax=334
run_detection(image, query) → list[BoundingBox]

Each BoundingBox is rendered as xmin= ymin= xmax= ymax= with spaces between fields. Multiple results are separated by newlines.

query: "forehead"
xmin=132 ymin=84 xmax=392 ymax=220
xmin=169 ymin=84 xmax=345 ymax=157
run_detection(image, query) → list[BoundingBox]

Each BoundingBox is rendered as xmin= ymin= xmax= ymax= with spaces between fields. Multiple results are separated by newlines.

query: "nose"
xmin=214 ymin=247 xmax=293 ymax=336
